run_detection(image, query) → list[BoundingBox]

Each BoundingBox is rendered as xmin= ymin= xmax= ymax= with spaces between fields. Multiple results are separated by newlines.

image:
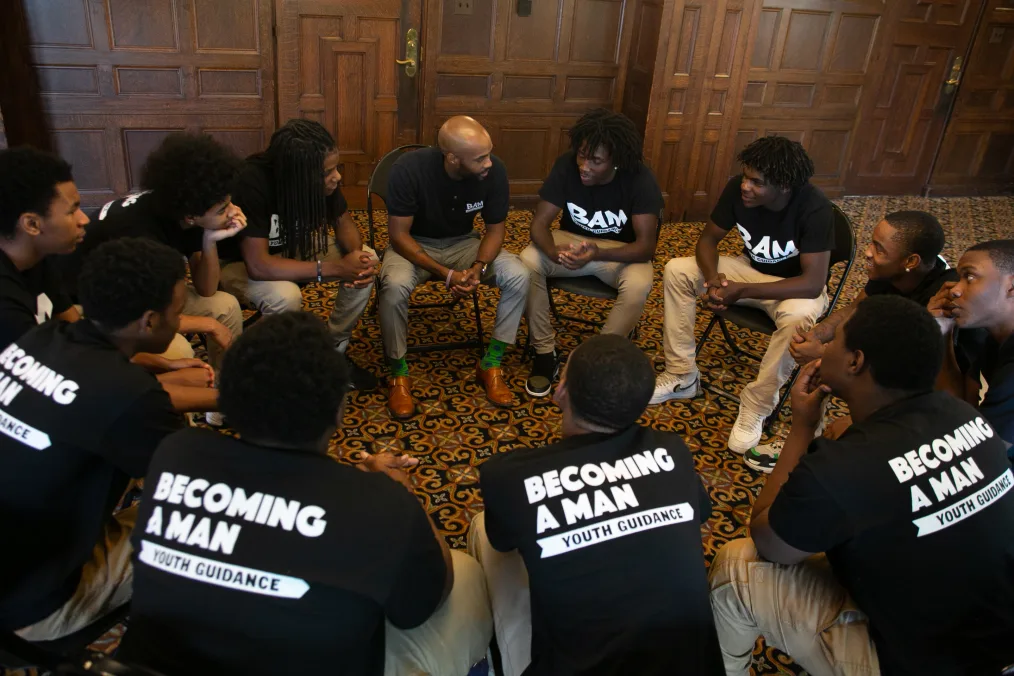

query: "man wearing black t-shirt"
xmin=0 ymin=147 xmax=88 ymax=348
xmin=521 ymin=110 xmax=663 ymax=398
xmin=121 ymin=312 xmax=491 ymax=675
xmin=652 ymin=136 xmax=833 ymax=456
xmin=78 ymin=133 xmax=247 ymax=372
xmin=710 ymin=295 xmax=1014 ymax=675
xmin=380 ymin=116 xmax=529 ymax=418
xmin=222 ymin=119 xmax=380 ymax=390
xmin=931 ymin=239 xmax=1014 ymax=458
xmin=0 ymin=238 xmax=185 ymax=640
xmin=472 ymin=334 xmax=722 ymax=676
xmin=746 ymin=210 xmax=954 ymax=472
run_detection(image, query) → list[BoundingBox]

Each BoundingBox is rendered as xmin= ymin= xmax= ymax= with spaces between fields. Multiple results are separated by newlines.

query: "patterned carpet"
xmin=5 ymin=195 xmax=1013 ymax=676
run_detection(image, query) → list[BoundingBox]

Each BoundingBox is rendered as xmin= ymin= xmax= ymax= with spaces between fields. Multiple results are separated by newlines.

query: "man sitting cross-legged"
xmin=379 ymin=116 xmax=529 ymax=418
xmin=470 ymin=334 xmax=722 ymax=675
xmin=119 ymin=312 xmax=492 ymax=676
xmin=520 ymin=109 xmax=663 ymax=397
xmin=710 ymin=295 xmax=1014 ymax=675
xmin=651 ymin=136 xmax=833 ymax=456
xmin=0 ymin=238 xmax=186 ymax=640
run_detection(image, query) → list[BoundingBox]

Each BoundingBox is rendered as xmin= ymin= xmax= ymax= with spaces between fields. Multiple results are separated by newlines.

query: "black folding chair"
xmin=694 ymin=203 xmax=857 ymax=430
xmin=366 ymin=145 xmax=485 ymax=357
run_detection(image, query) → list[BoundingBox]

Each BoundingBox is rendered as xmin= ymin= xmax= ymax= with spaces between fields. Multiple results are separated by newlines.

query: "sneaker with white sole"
xmin=728 ymin=407 xmax=766 ymax=454
xmin=649 ymin=371 xmax=700 ymax=405
xmin=205 ymin=411 xmax=225 ymax=427
xmin=745 ymin=441 xmax=781 ymax=474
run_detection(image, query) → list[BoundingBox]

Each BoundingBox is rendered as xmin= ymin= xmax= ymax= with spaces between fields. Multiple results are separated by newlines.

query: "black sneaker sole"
xmin=525 ymin=360 xmax=560 ymax=398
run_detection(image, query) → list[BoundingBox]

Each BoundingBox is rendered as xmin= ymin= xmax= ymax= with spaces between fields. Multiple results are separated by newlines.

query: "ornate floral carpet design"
xmin=5 ymin=196 xmax=1013 ymax=676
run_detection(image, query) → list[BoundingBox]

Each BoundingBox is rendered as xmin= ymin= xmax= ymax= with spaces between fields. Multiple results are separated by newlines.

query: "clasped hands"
xmin=700 ymin=273 xmax=746 ymax=312
xmin=445 ymin=262 xmax=484 ymax=299
xmin=554 ymin=241 xmax=598 ymax=270
xmin=327 ymin=250 xmax=378 ymax=289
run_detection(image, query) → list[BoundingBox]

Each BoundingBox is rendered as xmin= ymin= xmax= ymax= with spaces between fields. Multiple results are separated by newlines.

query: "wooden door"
xmin=20 ymin=0 xmax=276 ymax=211
xmin=275 ymin=0 xmax=423 ymax=208
xmin=930 ymin=0 xmax=1014 ymax=194
xmin=845 ymin=0 xmax=987 ymax=194
xmin=622 ymin=0 xmax=665 ymax=133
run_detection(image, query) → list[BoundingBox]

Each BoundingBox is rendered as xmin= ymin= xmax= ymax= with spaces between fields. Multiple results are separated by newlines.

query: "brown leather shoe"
xmin=387 ymin=376 xmax=416 ymax=419
xmin=476 ymin=365 xmax=515 ymax=408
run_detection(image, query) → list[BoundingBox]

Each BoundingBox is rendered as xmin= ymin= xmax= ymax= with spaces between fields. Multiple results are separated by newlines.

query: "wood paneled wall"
xmin=21 ymin=0 xmax=276 ymax=210
xmin=419 ymin=0 xmax=638 ymax=205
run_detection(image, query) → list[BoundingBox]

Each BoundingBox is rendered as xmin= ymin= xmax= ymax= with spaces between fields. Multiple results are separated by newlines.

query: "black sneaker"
xmin=345 ymin=355 xmax=379 ymax=391
xmin=744 ymin=442 xmax=781 ymax=474
xmin=526 ymin=351 xmax=559 ymax=398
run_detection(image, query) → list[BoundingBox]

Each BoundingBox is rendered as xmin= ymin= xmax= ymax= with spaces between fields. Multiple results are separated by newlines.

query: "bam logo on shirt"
xmin=35 ymin=293 xmax=53 ymax=326
xmin=466 ymin=201 xmax=484 ymax=214
xmin=736 ymin=224 xmax=798 ymax=264
xmin=268 ymin=214 xmax=285 ymax=248
xmin=568 ymin=203 xmax=627 ymax=235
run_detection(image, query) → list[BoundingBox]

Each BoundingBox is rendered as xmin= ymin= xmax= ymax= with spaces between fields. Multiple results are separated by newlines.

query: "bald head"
xmin=438 ymin=116 xmax=494 ymax=180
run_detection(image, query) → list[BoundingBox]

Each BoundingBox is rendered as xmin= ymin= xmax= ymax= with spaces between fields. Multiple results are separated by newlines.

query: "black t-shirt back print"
xmin=538 ymin=152 xmax=664 ymax=244
xmin=479 ymin=426 xmax=723 ymax=676
xmin=769 ymin=391 xmax=1014 ymax=675
xmin=0 ymin=250 xmax=72 ymax=348
xmin=710 ymin=176 xmax=834 ymax=279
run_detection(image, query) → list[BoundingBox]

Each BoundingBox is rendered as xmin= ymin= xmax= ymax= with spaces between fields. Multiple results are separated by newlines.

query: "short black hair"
xmin=737 ymin=136 xmax=815 ymax=189
xmin=566 ymin=334 xmax=654 ymax=430
xmin=968 ymin=239 xmax=1014 ymax=276
xmin=140 ymin=133 xmax=241 ymax=222
xmin=569 ymin=109 xmax=644 ymax=172
xmin=0 ymin=146 xmax=74 ymax=238
xmin=220 ymin=312 xmax=350 ymax=446
xmin=843 ymin=295 xmax=942 ymax=392
xmin=79 ymin=238 xmax=186 ymax=329
xmin=883 ymin=210 xmax=945 ymax=264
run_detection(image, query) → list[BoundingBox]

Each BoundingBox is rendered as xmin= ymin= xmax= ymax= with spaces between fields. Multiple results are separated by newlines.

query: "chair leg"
xmin=695 ymin=315 xmax=719 ymax=357
xmin=717 ymin=316 xmax=743 ymax=356
xmin=472 ymin=291 xmax=485 ymax=357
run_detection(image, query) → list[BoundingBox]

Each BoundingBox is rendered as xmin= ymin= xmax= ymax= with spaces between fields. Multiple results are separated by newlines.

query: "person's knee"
xmin=212 ymin=291 xmax=243 ymax=327
xmin=618 ymin=266 xmax=653 ymax=302
xmin=775 ymin=299 xmax=825 ymax=329
xmin=520 ymin=244 xmax=547 ymax=274
xmin=664 ymin=256 xmax=700 ymax=286
xmin=709 ymin=538 xmax=760 ymax=588
xmin=269 ymin=284 xmax=304 ymax=314
xmin=379 ymin=269 xmax=416 ymax=306
xmin=497 ymin=255 xmax=531 ymax=294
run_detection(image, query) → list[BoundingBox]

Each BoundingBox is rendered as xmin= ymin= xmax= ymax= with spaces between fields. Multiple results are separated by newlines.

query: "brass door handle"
xmin=397 ymin=28 xmax=418 ymax=78
xmin=945 ymin=56 xmax=963 ymax=88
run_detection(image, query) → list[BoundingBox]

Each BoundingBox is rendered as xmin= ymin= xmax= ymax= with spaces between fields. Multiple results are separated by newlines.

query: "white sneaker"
xmin=649 ymin=371 xmax=700 ymax=405
xmin=728 ymin=407 xmax=766 ymax=454
xmin=205 ymin=411 xmax=225 ymax=427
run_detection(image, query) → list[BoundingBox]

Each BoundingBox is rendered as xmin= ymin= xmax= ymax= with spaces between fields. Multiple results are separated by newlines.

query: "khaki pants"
xmin=180 ymin=285 xmax=243 ymax=368
xmin=220 ymin=243 xmax=376 ymax=350
xmin=384 ymin=550 xmax=494 ymax=676
xmin=662 ymin=255 xmax=827 ymax=416
xmin=16 ymin=506 xmax=136 ymax=642
xmin=378 ymin=233 xmax=529 ymax=360
xmin=708 ymin=539 xmax=879 ymax=676
xmin=466 ymin=512 xmax=532 ymax=676
xmin=520 ymin=230 xmax=653 ymax=354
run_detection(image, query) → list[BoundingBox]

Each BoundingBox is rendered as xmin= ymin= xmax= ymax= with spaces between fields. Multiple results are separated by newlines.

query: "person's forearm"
xmin=159 ymin=384 xmax=219 ymax=413
xmin=335 ymin=216 xmax=363 ymax=253
xmin=475 ymin=227 xmax=505 ymax=266
xmin=132 ymin=353 xmax=172 ymax=373
xmin=752 ymin=423 xmax=813 ymax=519
xmin=178 ymin=315 xmax=220 ymax=335
xmin=191 ymin=239 xmax=221 ymax=296
xmin=936 ymin=331 xmax=971 ymax=401
xmin=695 ymin=237 xmax=720 ymax=282
xmin=812 ymin=305 xmax=853 ymax=343
xmin=594 ymin=241 xmax=654 ymax=264
xmin=531 ymin=219 xmax=557 ymax=259
xmin=390 ymin=233 xmax=449 ymax=278
xmin=739 ymin=276 xmax=825 ymax=302
xmin=245 ymin=254 xmax=322 ymax=283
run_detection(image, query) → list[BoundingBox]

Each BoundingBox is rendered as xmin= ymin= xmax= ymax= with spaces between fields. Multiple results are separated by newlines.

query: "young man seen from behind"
xmin=0 ymin=238 xmax=186 ymax=640
xmin=471 ymin=334 xmax=722 ymax=675
xmin=651 ymin=136 xmax=834 ymax=457
xmin=710 ymin=295 xmax=1014 ymax=675
xmin=120 ymin=312 xmax=492 ymax=676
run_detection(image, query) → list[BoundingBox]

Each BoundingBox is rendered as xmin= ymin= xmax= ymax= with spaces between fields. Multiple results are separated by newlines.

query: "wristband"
xmin=316 ymin=259 xmax=323 ymax=282
xmin=446 ymin=269 xmax=455 ymax=289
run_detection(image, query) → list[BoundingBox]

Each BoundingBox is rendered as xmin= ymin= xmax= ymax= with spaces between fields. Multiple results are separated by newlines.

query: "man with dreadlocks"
xmin=379 ymin=116 xmax=529 ymax=419
xmin=520 ymin=109 xmax=663 ymax=398
xmin=651 ymin=136 xmax=833 ymax=457
xmin=219 ymin=119 xmax=379 ymax=390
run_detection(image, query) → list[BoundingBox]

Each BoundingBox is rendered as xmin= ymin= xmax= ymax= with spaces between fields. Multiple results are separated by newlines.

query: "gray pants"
xmin=219 ymin=243 xmax=376 ymax=350
xmin=378 ymin=233 xmax=529 ymax=360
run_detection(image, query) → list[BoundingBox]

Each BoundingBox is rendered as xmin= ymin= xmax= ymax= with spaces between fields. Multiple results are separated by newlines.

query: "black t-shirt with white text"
xmin=222 ymin=153 xmax=349 ymax=262
xmin=969 ymin=334 xmax=1014 ymax=453
xmin=0 ymin=250 xmax=72 ymax=349
xmin=538 ymin=152 xmax=663 ymax=244
xmin=0 ymin=321 xmax=181 ymax=629
xmin=120 ymin=428 xmax=447 ymax=676
xmin=711 ymin=176 xmax=834 ymax=278
xmin=769 ymin=391 xmax=1014 ymax=675
xmin=479 ymin=426 xmax=722 ymax=676
xmin=385 ymin=147 xmax=510 ymax=240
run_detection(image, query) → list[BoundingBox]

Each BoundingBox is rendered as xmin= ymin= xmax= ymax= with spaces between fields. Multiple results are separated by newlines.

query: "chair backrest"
xmin=365 ymin=144 xmax=428 ymax=253
xmin=825 ymin=202 xmax=858 ymax=310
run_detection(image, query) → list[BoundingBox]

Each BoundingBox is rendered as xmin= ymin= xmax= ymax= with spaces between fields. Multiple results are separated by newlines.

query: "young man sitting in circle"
xmin=710 ymin=295 xmax=1014 ymax=675
xmin=471 ymin=334 xmax=722 ymax=675
xmin=520 ymin=109 xmax=663 ymax=397
xmin=651 ymin=136 xmax=833 ymax=458
xmin=120 ymin=312 xmax=492 ymax=675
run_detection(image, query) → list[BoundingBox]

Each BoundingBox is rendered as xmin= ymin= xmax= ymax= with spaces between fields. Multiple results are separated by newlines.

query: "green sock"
xmin=389 ymin=357 xmax=409 ymax=377
xmin=481 ymin=338 xmax=509 ymax=371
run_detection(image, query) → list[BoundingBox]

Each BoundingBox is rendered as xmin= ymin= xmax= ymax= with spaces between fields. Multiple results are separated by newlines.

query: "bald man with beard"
xmin=379 ymin=116 xmax=529 ymax=418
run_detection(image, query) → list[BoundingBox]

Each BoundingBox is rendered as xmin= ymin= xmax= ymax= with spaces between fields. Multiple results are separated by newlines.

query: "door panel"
xmin=275 ymin=0 xmax=423 ymax=208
